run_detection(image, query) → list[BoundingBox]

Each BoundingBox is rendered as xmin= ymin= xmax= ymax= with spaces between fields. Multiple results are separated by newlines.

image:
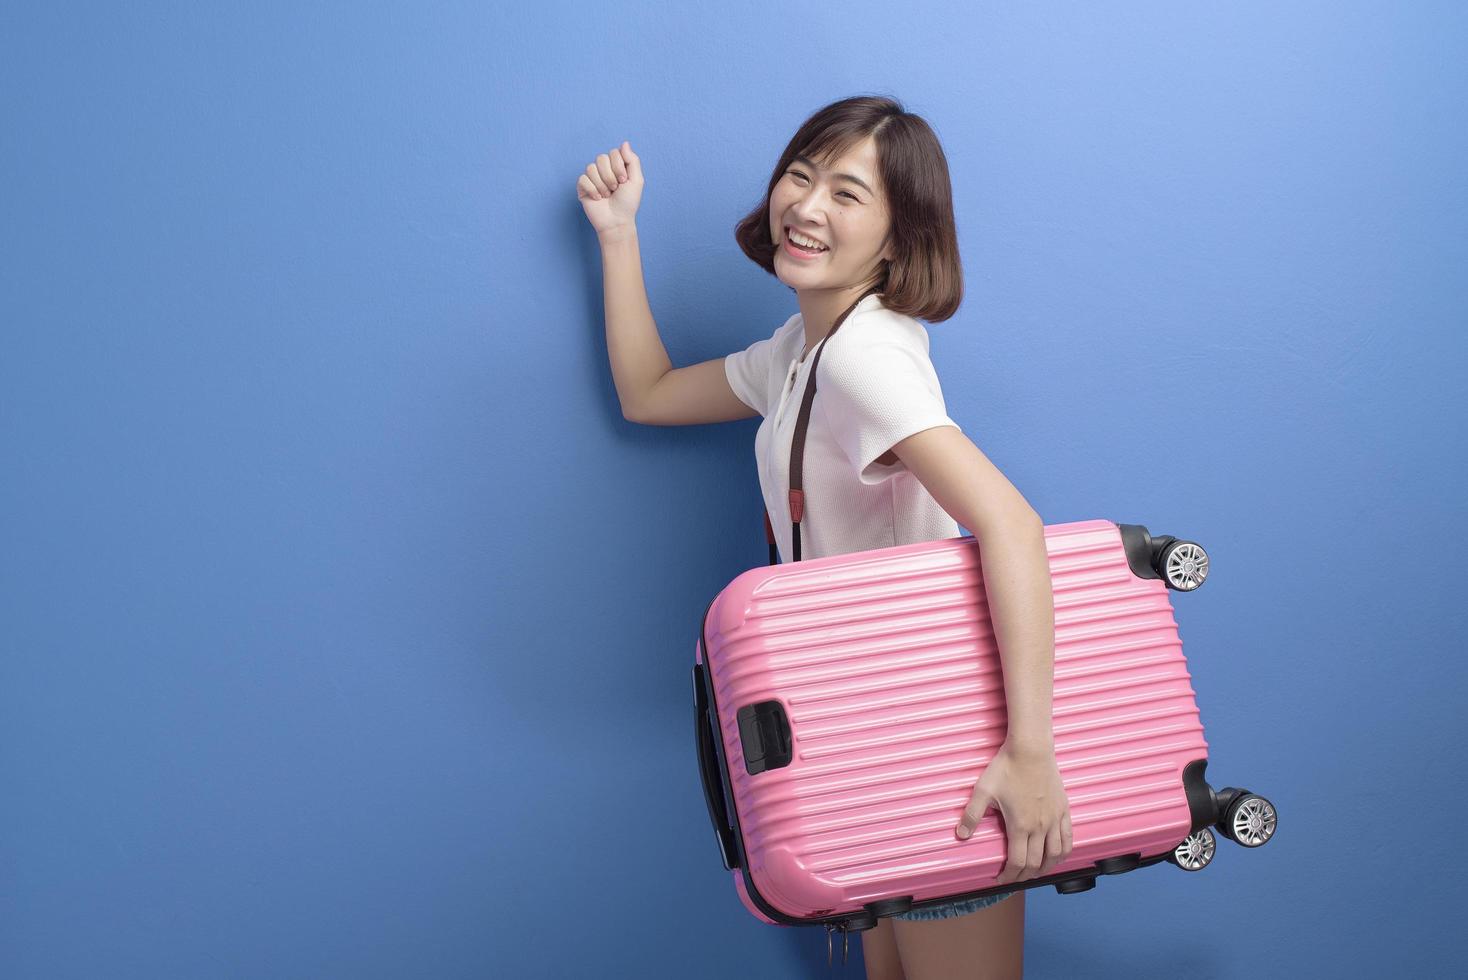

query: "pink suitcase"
xmin=693 ymin=518 xmax=1278 ymax=938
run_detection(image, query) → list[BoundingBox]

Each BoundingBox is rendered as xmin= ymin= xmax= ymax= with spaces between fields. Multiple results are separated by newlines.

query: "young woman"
xmin=578 ymin=95 xmax=1072 ymax=980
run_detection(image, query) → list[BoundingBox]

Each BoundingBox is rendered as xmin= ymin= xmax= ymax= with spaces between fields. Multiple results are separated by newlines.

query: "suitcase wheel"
xmin=864 ymin=897 xmax=914 ymax=918
xmin=1166 ymin=827 xmax=1217 ymax=871
xmin=1055 ymin=875 xmax=1097 ymax=894
xmin=1220 ymin=793 xmax=1278 ymax=847
xmin=1158 ymin=539 xmax=1209 ymax=591
xmin=1094 ymin=852 xmax=1142 ymax=875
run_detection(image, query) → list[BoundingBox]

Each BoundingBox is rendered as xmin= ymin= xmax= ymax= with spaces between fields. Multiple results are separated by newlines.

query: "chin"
xmin=775 ymin=267 xmax=821 ymax=289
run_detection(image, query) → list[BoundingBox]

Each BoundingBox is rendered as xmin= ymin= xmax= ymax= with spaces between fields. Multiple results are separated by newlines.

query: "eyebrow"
xmin=793 ymin=155 xmax=874 ymax=196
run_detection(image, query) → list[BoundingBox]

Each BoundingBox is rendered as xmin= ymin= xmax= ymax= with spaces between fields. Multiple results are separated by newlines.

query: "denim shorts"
xmin=890 ymin=888 xmax=1017 ymax=922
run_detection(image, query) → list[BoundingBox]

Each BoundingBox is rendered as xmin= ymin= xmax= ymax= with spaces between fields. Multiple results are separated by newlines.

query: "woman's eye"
xmin=788 ymin=171 xmax=858 ymax=201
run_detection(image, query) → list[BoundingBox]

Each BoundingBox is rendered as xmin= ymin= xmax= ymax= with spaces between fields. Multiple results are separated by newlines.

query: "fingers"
xmin=955 ymin=789 xmax=990 ymax=841
xmin=579 ymin=143 xmax=639 ymax=202
xmin=1032 ymin=808 xmax=1075 ymax=879
xmin=577 ymin=173 xmax=603 ymax=201
xmin=1027 ymin=829 xmax=1048 ymax=879
xmin=996 ymin=823 xmax=1029 ymax=886
xmin=1037 ymin=822 xmax=1064 ymax=878
xmin=585 ymin=160 xmax=612 ymax=198
xmin=596 ymin=151 xmax=620 ymax=190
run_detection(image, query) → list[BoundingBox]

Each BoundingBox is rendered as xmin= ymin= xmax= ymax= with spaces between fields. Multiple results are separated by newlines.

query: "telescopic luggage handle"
xmin=693 ymin=662 xmax=740 ymax=871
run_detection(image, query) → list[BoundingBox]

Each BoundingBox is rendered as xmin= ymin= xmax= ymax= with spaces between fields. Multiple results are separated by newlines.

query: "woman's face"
xmin=768 ymin=134 xmax=893 ymax=291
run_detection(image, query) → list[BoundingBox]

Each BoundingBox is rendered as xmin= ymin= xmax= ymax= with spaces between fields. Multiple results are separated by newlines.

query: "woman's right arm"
xmin=579 ymin=142 xmax=757 ymax=426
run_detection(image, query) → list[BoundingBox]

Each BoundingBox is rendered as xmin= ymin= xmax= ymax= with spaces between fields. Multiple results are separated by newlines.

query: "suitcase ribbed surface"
xmin=704 ymin=519 xmax=1209 ymax=917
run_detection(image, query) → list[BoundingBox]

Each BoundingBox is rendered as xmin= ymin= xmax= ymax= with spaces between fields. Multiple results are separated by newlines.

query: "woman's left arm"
xmin=889 ymin=424 xmax=1075 ymax=885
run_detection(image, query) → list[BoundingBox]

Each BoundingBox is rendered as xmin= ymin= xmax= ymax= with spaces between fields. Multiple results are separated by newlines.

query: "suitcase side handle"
xmin=693 ymin=662 xmax=740 ymax=871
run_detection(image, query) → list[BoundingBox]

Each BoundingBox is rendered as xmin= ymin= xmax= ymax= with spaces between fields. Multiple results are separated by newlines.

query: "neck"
xmin=797 ymin=285 xmax=878 ymax=359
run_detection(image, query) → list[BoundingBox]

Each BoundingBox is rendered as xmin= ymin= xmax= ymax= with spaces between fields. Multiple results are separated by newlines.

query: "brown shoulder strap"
xmin=777 ymin=287 xmax=882 ymax=563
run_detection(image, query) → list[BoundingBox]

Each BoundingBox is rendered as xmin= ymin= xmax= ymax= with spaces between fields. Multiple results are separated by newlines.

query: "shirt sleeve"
xmin=816 ymin=319 xmax=961 ymax=486
xmin=723 ymin=330 xmax=778 ymax=418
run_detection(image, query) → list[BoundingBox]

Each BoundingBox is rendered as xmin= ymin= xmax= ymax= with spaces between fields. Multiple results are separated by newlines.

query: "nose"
xmin=788 ymin=195 xmax=825 ymax=227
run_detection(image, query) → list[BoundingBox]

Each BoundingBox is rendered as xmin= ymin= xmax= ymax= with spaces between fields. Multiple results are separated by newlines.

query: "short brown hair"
xmin=734 ymin=95 xmax=963 ymax=323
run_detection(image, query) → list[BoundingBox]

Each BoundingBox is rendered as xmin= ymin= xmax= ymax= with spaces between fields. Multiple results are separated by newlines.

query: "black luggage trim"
xmin=693 ymin=659 xmax=739 ymax=871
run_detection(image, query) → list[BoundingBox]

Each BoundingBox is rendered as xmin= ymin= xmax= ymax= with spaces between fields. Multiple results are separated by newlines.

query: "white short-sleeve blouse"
xmin=723 ymin=292 xmax=962 ymax=563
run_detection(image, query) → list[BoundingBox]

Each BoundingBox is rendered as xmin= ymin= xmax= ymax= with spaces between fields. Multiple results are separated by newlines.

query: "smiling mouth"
xmin=783 ymin=228 xmax=829 ymax=256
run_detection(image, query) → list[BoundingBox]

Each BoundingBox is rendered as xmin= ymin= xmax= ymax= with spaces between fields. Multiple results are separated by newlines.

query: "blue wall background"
xmin=3 ymin=2 xmax=1464 ymax=977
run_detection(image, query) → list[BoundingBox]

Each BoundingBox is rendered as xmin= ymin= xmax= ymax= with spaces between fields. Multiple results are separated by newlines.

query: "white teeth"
xmin=788 ymin=229 xmax=828 ymax=251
